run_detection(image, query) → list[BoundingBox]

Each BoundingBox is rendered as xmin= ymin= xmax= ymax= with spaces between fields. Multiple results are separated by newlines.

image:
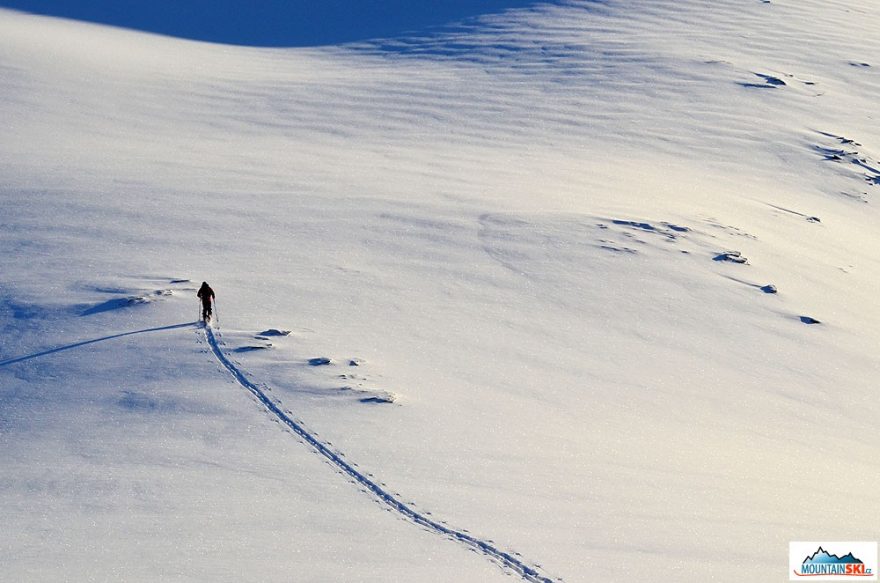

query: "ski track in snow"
xmin=203 ymin=323 xmax=555 ymax=583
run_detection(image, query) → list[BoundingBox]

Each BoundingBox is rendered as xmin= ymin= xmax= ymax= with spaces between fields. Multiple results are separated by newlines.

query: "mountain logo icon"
xmin=803 ymin=547 xmax=864 ymax=566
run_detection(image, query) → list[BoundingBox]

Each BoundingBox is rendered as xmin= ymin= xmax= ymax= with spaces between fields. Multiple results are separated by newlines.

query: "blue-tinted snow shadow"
xmin=117 ymin=389 xmax=222 ymax=415
xmin=79 ymin=297 xmax=147 ymax=316
xmin=1 ymin=298 xmax=42 ymax=320
xmin=0 ymin=0 xmax=542 ymax=47
xmin=0 ymin=322 xmax=198 ymax=367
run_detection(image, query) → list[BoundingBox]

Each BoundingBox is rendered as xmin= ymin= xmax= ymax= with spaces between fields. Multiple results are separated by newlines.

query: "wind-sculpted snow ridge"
xmin=203 ymin=324 xmax=556 ymax=583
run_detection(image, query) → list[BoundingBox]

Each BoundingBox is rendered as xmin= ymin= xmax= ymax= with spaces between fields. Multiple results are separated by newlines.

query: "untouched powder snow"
xmin=1 ymin=1 xmax=879 ymax=581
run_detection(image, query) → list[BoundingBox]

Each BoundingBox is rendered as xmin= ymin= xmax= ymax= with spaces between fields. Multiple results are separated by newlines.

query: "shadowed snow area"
xmin=0 ymin=0 xmax=540 ymax=46
xmin=1 ymin=1 xmax=879 ymax=581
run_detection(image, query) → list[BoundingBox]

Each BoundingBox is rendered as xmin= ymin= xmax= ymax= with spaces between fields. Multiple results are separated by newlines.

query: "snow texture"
xmin=1 ymin=1 xmax=879 ymax=581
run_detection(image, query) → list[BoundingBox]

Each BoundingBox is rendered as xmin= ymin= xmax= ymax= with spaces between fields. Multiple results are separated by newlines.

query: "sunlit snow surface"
xmin=1 ymin=1 xmax=879 ymax=581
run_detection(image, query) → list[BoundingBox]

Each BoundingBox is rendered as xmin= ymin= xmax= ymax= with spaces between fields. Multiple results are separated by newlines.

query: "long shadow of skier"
xmin=0 ymin=322 xmax=198 ymax=368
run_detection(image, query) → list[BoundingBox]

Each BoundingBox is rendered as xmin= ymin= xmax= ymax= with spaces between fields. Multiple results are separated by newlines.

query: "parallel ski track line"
xmin=203 ymin=324 xmax=555 ymax=583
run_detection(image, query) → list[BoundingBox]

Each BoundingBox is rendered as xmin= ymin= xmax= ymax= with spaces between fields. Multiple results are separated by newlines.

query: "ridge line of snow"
xmin=203 ymin=323 xmax=557 ymax=583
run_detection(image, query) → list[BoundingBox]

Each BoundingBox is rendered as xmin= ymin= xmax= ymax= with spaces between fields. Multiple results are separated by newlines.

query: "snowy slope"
xmin=1 ymin=1 xmax=879 ymax=581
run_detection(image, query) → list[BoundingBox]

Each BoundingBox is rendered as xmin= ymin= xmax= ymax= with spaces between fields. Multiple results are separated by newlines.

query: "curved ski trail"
xmin=203 ymin=324 xmax=555 ymax=583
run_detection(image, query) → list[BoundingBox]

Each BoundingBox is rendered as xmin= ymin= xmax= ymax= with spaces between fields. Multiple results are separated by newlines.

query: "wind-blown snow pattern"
xmin=204 ymin=323 xmax=554 ymax=583
xmin=2 ymin=0 xmax=880 ymax=581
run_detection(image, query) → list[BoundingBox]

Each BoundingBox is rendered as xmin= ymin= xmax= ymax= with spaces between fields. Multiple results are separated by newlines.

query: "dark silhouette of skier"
xmin=197 ymin=282 xmax=215 ymax=322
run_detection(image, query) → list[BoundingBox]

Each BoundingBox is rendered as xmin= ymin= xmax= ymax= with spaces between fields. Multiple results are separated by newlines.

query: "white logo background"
xmin=790 ymin=541 xmax=878 ymax=581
